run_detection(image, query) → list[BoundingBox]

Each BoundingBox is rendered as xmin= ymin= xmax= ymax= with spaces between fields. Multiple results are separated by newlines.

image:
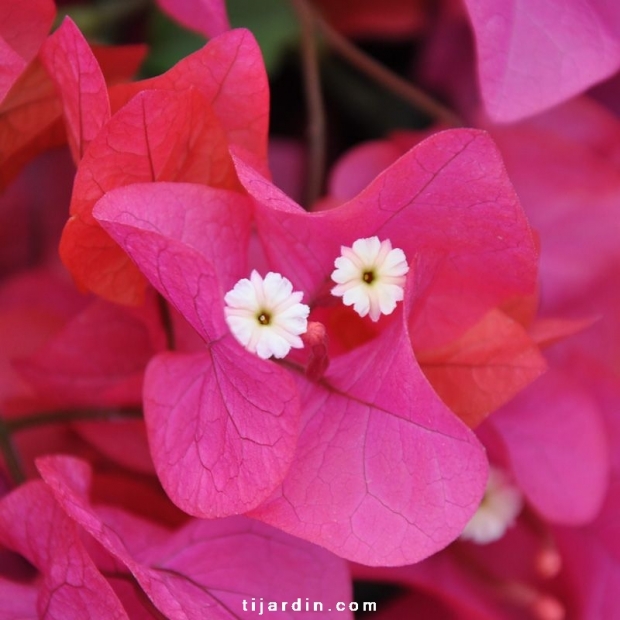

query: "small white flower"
xmin=460 ymin=467 xmax=523 ymax=544
xmin=224 ymin=271 xmax=310 ymax=360
xmin=330 ymin=236 xmax=409 ymax=322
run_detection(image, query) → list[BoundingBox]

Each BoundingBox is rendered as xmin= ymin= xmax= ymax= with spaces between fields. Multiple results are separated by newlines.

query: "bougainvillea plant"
xmin=1 ymin=0 xmax=618 ymax=618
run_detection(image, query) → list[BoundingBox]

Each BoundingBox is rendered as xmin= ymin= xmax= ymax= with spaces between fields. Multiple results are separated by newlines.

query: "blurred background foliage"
xmin=55 ymin=0 xmax=430 ymax=149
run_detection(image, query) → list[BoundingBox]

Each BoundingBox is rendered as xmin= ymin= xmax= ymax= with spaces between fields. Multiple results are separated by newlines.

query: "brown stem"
xmin=5 ymin=407 xmax=143 ymax=433
xmin=54 ymin=0 xmax=150 ymax=37
xmin=291 ymin=0 xmax=327 ymax=207
xmin=301 ymin=0 xmax=463 ymax=127
xmin=0 ymin=417 xmax=26 ymax=485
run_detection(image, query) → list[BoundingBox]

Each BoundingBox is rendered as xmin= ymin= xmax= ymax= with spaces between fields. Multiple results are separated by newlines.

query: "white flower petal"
xmin=460 ymin=467 xmax=523 ymax=544
xmin=331 ymin=236 xmax=409 ymax=322
xmin=224 ymin=271 xmax=309 ymax=359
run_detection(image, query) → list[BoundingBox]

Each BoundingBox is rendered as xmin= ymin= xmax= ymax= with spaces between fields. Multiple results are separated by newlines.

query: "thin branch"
xmin=291 ymin=0 xmax=327 ymax=207
xmin=301 ymin=0 xmax=463 ymax=127
xmin=0 ymin=417 xmax=26 ymax=485
xmin=54 ymin=0 xmax=150 ymax=37
xmin=5 ymin=407 xmax=143 ymax=433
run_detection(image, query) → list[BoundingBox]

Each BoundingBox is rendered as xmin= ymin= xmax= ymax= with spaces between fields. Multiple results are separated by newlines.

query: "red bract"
xmin=354 ymin=362 xmax=618 ymax=617
xmin=462 ymin=0 xmax=620 ymax=122
xmin=0 ymin=58 xmax=64 ymax=191
xmin=238 ymin=130 xmax=537 ymax=349
xmin=0 ymin=11 xmax=144 ymax=191
xmin=93 ymin=128 xmax=539 ymax=565
xmin=41 ymin=18 xmax=111 ymax=162
xmin=16 ymin=294 xmax=165 ymax=409
xmin=111 ymin=28 xmax=269 ymax=173
xmin=0 ymin=581 xmax=37 ymax=620
xmin=417 ymin=308 xmax=546 ymax=428
xmin=0 ymin=0 xmax=55 ymax=101
xmin=12 ymin=293 xmax=165 ymax=474
xmin=0 ymin=267 xmax=88 ymax=419
xmin=37 ymin=455 xmax=354 ymax=620
xmin=61 ymin=29 xmax=269 ymax=305
xmin=555 ymin=374 xmax=620 ymax=618
xmin=0 ymin=263 xmax=163 ymax=475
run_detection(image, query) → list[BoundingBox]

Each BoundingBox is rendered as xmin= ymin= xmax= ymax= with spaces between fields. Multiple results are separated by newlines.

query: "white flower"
xmin=460 ymin=467 xmax=523 ymax=544
xmin=224 ymin=271 xmax=310 ymax=360
xmin=330 ymin=236 xmax=409 ymax=321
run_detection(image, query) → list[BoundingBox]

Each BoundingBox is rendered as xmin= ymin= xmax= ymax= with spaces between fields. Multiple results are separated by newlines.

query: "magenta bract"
xmin=94 ymin=127 xmax=539 ymax=565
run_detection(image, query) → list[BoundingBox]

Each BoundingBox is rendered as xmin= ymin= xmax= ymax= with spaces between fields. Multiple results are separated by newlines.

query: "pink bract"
xmin=462 ymin=0 xmax=620 ymax=122
xmin=94 ymin=128 xmax=539 ymax=565
xmin=0 ymin=480 xmax=130 ymax=620
xmin=37 ymin=455 xmax=354 ymax=620
xmin=156 ymin=0 xmax=230 ymax=39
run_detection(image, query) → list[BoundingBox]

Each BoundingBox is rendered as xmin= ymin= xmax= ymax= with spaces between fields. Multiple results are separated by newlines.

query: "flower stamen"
xmin=257 ymin=312 xmax=271 ymax=325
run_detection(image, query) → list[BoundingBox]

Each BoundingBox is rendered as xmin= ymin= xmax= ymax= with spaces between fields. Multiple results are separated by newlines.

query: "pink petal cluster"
xmin=0 ymin=456 xmax=352 ymax=619
xmin=92 ymin=124 xmax=539 ymax=566
xmin=1 ymin=0 xmax=618 ymax=618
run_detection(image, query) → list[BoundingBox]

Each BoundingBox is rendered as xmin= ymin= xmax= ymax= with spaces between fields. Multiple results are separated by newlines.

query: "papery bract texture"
xmin=418 ymin=308 xmax=547 ymax=428
xmin=37 ymin=455 xmax=354 ymax=620
xmin=316 ymin=130 xmax=546 ymax=425
xmin=94 ymin=183 xmax=301 ymax=516
xmin=62 ymin=88 xmax=234 ymax=304
xmin=111 ymin=29 xmax=270 ymax=175
xmin=0 ymin=480 xmax=129 ymax=620
xmin=235 ymin=129 xmax=538 ymax=351
xmin=63 ymin=29 xmax=268 ymax=304
xmin=248 ymin=301 xmax=488 ymax=566
xmin=144 ymin=346 xmax=300 ymax=516
xmin=41 ymin=18 xmax=111 ymax=162
xmin=94 ymin=129 xmax=539 ymax=565
xmin=463 ymin=0 xmax=620 ymax=122
xmin=0 ymin=28 xmax=143 ymax=192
